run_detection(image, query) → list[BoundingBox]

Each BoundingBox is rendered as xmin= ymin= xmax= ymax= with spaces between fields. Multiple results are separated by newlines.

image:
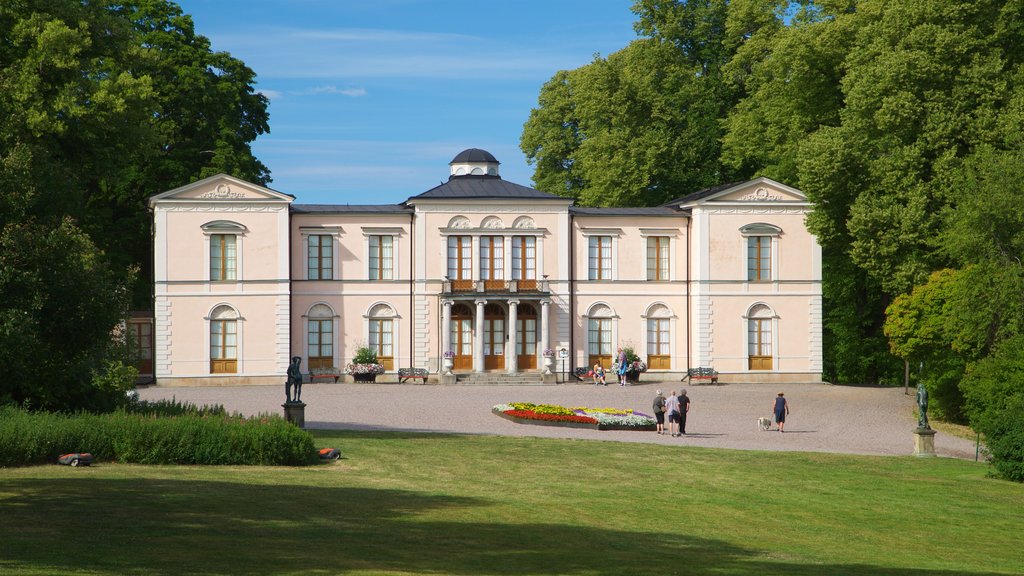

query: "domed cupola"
xmin=449 ymin=148 xmax=500 ymax=178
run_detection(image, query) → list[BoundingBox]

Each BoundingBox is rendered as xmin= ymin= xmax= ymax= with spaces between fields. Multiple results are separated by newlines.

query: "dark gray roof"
xmin=661 ymin=181 xmax=744 ymax=207
xmin=291 ymin=204 xmax=410 ymax=214
xmin=450 ymin=148 xmax=499 ymax=164
xmin=570 ymin=206 xmax=684 ymax=217
xmin=408 ymin=176 xmax=566 ymax=201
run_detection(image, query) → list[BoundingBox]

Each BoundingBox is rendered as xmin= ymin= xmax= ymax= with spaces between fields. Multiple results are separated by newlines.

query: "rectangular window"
xmin=307 ymin=235 xmax=333 ymax=280
xmin=646 ymin=236 xmax=669 ymax=281
xmin=511 ymin=236 xmax=536 ymax=280
xmin=447 ymin=236 xmax=471 ymax=280
xmin=588 ymin=236 xmax=612 ymax=280
xmin=210 ymin=234 xmax=236 ymax=281
xmin=480 ymin=237 xmax=503 ymax=288
xmin=747 ymin=236 xmax=771 ymax=281
xmin=307 ymin=319 xmax=333 ymax=369
xmin=369 ymin=235 xmax=393 ymax=280
xmin=369 ymin=319 xmax=394 ymax=370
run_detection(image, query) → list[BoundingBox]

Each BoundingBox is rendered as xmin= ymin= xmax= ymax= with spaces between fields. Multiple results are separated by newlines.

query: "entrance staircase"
xmin=452 ymin=372 xmax=547 ymax=386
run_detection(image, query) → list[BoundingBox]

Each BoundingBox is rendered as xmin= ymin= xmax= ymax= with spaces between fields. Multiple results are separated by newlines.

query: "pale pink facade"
xmin=148 ymin=150 xmax=822 ymax=386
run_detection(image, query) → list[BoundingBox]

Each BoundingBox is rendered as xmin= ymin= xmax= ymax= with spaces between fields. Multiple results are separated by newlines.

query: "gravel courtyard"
xmin=138 ymin=381 xmax=978 ymax=459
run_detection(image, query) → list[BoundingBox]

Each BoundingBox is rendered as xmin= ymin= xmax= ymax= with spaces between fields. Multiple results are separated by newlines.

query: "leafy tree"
xmin=960 ymin=336 xmax=1024 ymax=481
xmin=521 ymin=0 xmax=735 ymax=207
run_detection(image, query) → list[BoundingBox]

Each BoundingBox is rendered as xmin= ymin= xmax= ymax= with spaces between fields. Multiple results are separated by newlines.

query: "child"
xmin=593 ymin=363 xmax=607 ymax=386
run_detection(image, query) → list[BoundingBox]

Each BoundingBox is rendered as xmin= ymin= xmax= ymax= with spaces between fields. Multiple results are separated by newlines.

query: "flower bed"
xmin=493 ymin=403 xmax=656 ymax=431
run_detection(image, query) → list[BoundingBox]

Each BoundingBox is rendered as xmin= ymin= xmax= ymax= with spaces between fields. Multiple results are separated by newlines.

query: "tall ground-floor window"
xmin=210 ymin=306 xmax=237 ymax=373
xmin=748 ymin=304 xmax=773 ymax=370
xmin=588 ymin=317 xmax=613 ymax=370
xmin=647 ymin=318 xmax=670 ymax=370
xmin=369 ymin=318 xmax=394 ymax=371
xmin=307 ymin=304 xmax=334 ymax=370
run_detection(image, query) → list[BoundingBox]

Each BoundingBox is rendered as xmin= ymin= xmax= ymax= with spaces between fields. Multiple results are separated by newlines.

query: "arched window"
xmin=210 ymin=305 xmax=238 ymax=373
xmin=587 ymin=304 xmax=614 ymax=369
xmin=747 ymin=304 xmax=775 ymax=370
xmin=645 ymin=304 xmax=672 ymax=370
xmin=307 ymin=304 xmax=335 ymax=370
xmin=368 ymin=304 xmax=395 ymax=371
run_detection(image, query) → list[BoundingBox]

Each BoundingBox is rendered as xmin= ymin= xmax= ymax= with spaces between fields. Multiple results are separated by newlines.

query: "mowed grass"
xmin=0 ymin=431 xmax=1022 ymax=576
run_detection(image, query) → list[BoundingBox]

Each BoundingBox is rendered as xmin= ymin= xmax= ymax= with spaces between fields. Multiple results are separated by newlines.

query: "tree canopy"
xmin=0 ymin=0 xmax=270 ymax=409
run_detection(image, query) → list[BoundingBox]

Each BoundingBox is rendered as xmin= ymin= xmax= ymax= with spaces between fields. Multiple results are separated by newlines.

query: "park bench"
xmin=309 ymin=368 xmax=341 ymax=383
xmin=685 ymin=367 xmax=719 ymax=385
xmin=398 ymin=367 xmax=429 ymax=384
xmin=573 ymin=367 xmax=590 ymax=381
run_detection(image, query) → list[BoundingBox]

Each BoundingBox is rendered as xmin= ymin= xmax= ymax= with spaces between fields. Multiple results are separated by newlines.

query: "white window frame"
xmin=300 ymin=227 xmax=343 ymax=281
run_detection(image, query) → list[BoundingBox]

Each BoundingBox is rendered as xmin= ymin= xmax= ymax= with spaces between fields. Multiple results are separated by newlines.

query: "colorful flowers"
xmin=344 ymin=363 xmax=385 ymax=375
xmin=494 ymin=402 xmax=655 ymax=430
xmin=542 ymin=348 xmax=555 ymax=357
xmin=443 ymin=350 xmax=456 ymax=359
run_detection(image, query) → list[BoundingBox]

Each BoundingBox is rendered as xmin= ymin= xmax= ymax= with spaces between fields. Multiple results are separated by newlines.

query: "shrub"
xmin=983 ymin=396 xmax=1024 ymax=482
xmin=125 ymin=396 xmax=230 ymax=418
xmin=0 ymin=406 xmax=318 ymax=467
xmin=352 ymin=346 xmax=378 ymax=364
xmin=961 ymin=335 xmax=1024 ymax=482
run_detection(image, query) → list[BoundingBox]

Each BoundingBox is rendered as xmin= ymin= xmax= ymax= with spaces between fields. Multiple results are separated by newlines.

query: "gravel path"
xmin=138 ymin=381 xmax=979 ymax=459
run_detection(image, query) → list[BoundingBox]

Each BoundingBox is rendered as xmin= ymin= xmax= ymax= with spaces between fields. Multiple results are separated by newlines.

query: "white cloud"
xmin=294 ymin=86 xmax=367 ymax=97
xmin=257 ymin=89 xmax=284 ymax=100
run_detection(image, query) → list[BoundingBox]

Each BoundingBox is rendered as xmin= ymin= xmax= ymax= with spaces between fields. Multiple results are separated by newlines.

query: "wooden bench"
xmin=685 ymin=367 xmax=719 ymax=384
xmin=398 ymin=367 xmax=428 ymax=383
xmin=309 ymin=369 xmax=341 ymax=383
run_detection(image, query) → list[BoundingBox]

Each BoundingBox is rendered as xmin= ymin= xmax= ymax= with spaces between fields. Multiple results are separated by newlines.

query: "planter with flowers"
xmin=542 ymin=348 xmax=555 ymax=374
xmin=346 ymin=346 xmax=385 ymax=383
xmin=442 ymin=350 xmax=455 ymax=375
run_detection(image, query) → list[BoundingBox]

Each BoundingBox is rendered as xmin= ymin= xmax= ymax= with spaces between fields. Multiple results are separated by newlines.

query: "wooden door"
xmin=483 ymin=304 xmax=505 ymax=370
xmin=517 ymin=304 xmax=537 ymax=369
xmin=451 ymin=304 xmax=473 ymax=371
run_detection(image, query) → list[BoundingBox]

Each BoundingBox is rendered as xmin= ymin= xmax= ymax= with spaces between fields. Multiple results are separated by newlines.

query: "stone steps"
xmin=453 ymin=372 xmax=547 ymax=386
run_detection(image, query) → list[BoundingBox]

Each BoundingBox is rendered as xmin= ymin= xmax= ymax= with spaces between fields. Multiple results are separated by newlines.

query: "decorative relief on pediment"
xmin=512 ymin=216 xmax=536 ymax=229
xmin=737 ymin=187 xmax=784 ymax=201
xmin=481 ymin=216 xmax=504 ymax=229
xmin=448 ymin=216 xmax=471 ymax=229
xmin=198 ymin=184 xmax=245 ymax=199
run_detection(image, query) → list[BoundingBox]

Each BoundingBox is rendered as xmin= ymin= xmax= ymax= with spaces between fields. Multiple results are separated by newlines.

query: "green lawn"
xmin=0 ymin=431 xmax=1021 ymax=575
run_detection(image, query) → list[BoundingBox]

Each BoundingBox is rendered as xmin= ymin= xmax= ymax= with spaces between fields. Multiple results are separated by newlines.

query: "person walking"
xmin=652 ymin=390 xmax=667 ymax=435
xmin=677 ymin=389 xmax=691 ymax=435
xmin=665 ymin=390 xmax=681 ymax=437
xmin=773 ymin=392 xmax=790 ymax=432
xmin=617 ymin=347 xmax=629 ymax=386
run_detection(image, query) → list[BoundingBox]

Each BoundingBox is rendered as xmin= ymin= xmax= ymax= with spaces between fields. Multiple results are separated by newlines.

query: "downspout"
xmin=405 ymin=211 xmax=409 ymax=366
xmin=568 ymin=210 xmax=575 ymax=378
xmin=686 ymin=213 xmax=691 ymax=372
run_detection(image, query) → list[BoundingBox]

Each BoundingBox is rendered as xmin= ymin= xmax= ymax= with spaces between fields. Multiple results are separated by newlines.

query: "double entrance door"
xmin=450 ymin=302 xmax=538 ymax=371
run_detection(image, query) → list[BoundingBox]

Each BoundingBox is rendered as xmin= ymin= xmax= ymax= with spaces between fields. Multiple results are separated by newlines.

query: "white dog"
xmin=757 ymin=417 xmax=772 ymax=431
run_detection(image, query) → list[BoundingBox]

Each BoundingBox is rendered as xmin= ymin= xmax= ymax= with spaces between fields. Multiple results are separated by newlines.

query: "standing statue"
xmin=285 ymin=356 xmax=303 ymax=403
xmin=916 ymin=383 xmax=930 ymax=430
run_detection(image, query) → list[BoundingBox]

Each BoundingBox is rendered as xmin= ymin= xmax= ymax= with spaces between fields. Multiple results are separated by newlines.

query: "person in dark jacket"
xmin=773 ymin=392 xmax=790 ymax=432
xmin=677 ymin=389 xmax=691 ymax=434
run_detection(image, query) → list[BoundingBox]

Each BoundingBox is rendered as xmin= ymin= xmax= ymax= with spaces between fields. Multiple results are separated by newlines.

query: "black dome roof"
xmin=450 ymin=148 xmax=499 ymax=164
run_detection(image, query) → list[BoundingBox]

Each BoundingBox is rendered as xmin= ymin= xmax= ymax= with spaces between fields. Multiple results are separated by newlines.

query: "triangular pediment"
xmin=671 ymin=177 xmax=807 ymax=209
xmin=148 ymin=174 xmax=293 ymax=207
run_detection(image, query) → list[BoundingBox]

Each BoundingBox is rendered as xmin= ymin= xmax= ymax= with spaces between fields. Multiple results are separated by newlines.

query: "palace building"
xmin=147 ymin=148 xmax=822 ymax=385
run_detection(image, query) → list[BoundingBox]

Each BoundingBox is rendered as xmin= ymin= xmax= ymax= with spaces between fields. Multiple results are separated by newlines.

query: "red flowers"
xmin=503 ymin=409 xmax=598 ymax=424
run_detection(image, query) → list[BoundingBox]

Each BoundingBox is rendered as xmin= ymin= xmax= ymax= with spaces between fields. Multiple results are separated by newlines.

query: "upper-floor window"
xmin=511 ymin=236 xmax=536 ymax=280
xmin=307 ymin=235 xmax=333 ymax=280
xmin=646 ymin=236 xmax=669 ymax=281
xmin=480 ymin=237 xmax=504 ymax=280
xmin=589 ymin=236 xmax=612 ymax=280
xmin=747 ymin=236 xmax=771 ymax=281
xmin=369 ymin=235 xmax=393 ymax=280
xmin=741 ymin=223 xmax=781 ymax=282
xmin=448 ymin=236 xmax=471 ymax=280
xmin=210 ymin=234 xmax=236 ymax=281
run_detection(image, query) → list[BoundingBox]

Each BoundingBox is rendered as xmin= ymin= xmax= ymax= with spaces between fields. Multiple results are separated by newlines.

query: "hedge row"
xmin=0 ymin=406 xmax=318 ymax=467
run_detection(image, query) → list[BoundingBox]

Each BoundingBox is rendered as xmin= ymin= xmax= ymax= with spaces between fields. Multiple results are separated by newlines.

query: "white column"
xmin=507 ymin=299 xmax=519 ymax=373
xmin=541 ymin=299 xmax=552 ymax=375
xmin=441 ymin=299 xmax=452 ymax=355
xmin=474 ymin=299 xmax=486 ymax=372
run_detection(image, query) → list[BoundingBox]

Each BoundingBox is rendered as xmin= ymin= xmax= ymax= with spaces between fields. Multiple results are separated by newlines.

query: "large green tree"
xmin=0 ymin=0 xmax=269 ymax=409
xmin=521 ymin=0 xmax=735 ymax=207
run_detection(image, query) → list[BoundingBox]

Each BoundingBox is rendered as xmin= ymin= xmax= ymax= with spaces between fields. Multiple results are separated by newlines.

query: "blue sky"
xmin=175 ymin=0 xmax=641 ymax=204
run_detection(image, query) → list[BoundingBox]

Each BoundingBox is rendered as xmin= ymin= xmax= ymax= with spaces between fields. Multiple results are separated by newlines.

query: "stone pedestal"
xmin=440 ymin=373 xmax=457 ymax=385
xmin=283 ymin=401 xmax=306 ymax=429
xmin=914 ymin=427 xmax=936 ymax=457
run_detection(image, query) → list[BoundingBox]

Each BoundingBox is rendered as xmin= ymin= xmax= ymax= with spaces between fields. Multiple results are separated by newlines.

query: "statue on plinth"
xmin=916 ymin=383 xmax=930 ymax=430
xmin=285 ymin=356 xmax=303 ymax=403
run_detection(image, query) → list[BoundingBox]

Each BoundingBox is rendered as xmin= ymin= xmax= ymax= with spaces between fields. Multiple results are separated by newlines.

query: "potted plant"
xmin=622 ymin=346 xmax=646 ymax=383
xmin=542 ymin=348 xmax=556 ymax=372
xmin=442 ymin=350 xmax=455 ymax=374
xmin=345 ymin=346 xmax=385 ymax=382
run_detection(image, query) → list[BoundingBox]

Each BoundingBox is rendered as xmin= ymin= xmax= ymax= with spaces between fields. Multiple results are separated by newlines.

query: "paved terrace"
xmin=138 ymin=381 xmax=978 ymax=459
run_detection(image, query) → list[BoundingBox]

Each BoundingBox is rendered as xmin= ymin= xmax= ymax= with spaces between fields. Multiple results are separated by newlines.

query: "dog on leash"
xmin=757 ymin=417 xmax=772 ymax=431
